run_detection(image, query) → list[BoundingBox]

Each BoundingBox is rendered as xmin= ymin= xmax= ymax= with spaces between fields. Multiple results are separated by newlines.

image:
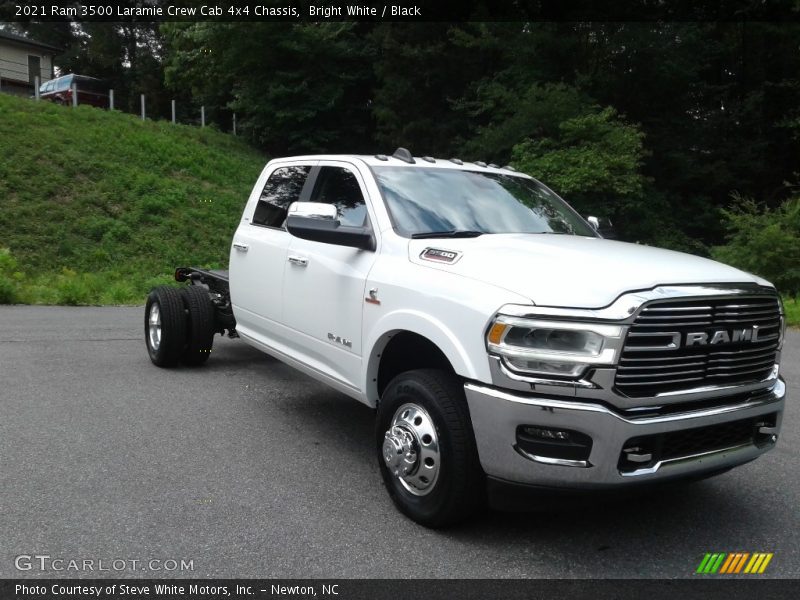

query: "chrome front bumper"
xmin=464 ymin=377 xmax=785 ymax=488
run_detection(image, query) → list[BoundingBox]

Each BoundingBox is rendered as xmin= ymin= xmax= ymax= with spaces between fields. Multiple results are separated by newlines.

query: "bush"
xmin=783 ymin=297 xmax=800 ymax=327
xmin=0 ymin=247 xmax=22 ymax=304
xmin=53 ymin=269 xmax=103 ymax=306
xmin=712 ymin=196 xmax=800 ymax=296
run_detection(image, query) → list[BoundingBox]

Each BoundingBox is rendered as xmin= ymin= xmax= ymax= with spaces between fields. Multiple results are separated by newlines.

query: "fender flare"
xmin=362 ymin=309 xmax=479 ymax=407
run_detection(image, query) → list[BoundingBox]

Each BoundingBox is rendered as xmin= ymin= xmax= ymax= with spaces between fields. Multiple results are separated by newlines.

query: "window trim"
xmin=246 ymin=160 xmax=377 ymax=240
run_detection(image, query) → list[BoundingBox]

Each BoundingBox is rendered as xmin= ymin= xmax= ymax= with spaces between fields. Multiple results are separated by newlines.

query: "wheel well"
xmin=377 ymin=331 xmax=455 ymax=397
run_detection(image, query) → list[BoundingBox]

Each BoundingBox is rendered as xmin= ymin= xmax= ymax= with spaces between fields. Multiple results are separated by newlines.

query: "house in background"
xmin=0 ymin=29 xmax=59 ymax=96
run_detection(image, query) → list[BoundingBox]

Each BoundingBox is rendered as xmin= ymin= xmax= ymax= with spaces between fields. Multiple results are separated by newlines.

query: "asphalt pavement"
xmin=1 ymin=306 xmax=797 ymax=578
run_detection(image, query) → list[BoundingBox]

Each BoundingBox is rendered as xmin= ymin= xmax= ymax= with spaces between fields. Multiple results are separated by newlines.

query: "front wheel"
xmin=376 ymin=369 xmax=485 ymax=527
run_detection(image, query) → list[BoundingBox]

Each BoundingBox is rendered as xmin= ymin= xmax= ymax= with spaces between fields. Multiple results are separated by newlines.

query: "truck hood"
xmin=408 ymin=234 xmax=770 ymax=308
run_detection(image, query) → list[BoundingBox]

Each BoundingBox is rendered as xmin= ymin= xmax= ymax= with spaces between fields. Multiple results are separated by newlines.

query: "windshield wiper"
xmin=411 ymin=230 xmax=485 ymax=239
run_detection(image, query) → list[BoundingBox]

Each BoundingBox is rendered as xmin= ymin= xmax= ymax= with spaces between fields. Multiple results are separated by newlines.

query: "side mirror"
xmin=586 ymin=215 xmax=617 ymax=240
xmin=286 ymin=202 xmax=375 ymax=251
xmin=288 ymin=201 xmax=338 ymax=220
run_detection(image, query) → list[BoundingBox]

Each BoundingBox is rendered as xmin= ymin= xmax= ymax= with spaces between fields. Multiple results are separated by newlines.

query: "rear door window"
xmin=252 ymin=165 xmax=311 ymax=228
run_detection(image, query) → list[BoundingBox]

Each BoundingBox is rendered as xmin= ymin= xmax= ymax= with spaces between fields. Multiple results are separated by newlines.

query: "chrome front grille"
xmin=615 ymin=295 xmax=781 ymax=397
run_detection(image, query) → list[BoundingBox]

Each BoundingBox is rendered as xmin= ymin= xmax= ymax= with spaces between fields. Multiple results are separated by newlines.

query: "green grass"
xmin=784 ymin=297 xmax=800 ymax=328
xmin=0 ymin=93 xmax=265 ymax=304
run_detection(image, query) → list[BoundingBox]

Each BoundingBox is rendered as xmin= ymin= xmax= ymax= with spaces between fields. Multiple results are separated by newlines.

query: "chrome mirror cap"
xmin=287 ymin=201 xmax=337 ymax=220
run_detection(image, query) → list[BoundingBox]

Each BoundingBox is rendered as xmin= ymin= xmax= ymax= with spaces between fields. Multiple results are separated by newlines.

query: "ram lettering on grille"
xmin=615 ymin=296 xmax=781 ymax=397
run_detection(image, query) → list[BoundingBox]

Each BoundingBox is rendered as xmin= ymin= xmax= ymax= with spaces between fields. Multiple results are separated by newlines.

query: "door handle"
xmin=288 ymin=255 xmax=308 ymax=267
xmin=233 ymin=242 xmax=249 ymax=252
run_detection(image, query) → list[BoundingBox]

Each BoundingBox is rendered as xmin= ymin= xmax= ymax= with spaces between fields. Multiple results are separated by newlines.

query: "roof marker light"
xmin=392 ymin=147 xmax=415 ymax=164
xmin=450 ymin=158 xmax=463 ymax=165
xmin=422 ymin=156 xmax=435 ymax=163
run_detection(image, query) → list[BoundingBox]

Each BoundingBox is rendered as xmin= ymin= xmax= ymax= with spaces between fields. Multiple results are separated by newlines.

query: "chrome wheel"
xmin=148 ymin=303 xmax=162 ymax=351
xmin=382 ymin=403 xmax=440 ymax=496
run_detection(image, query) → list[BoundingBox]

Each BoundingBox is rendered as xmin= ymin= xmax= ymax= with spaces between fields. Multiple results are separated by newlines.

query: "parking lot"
xmin=1 ymin=306 xmax=797 ymax=578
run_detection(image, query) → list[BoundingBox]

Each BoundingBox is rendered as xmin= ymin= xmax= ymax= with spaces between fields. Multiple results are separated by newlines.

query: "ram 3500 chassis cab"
xmin=145 ymin=149 xmax=787 ymax=526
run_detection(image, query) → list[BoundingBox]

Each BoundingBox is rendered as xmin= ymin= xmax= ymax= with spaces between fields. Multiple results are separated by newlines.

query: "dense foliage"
xmin=712 ymin=196 xmax=800 ymax=296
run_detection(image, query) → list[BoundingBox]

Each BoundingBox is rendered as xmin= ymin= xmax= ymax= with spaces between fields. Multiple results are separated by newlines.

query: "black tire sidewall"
xmin=180 ymin=286 xmax=215 ymax=365
xmin=144 ymin=286 xmax=187 ymax=367
xmin=376 ymin=370 xmax=482 ymax=526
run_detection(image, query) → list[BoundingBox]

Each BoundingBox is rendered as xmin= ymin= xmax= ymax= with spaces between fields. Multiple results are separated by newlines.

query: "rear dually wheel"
xmin=145 ymin=286 xmax=187 ymax=367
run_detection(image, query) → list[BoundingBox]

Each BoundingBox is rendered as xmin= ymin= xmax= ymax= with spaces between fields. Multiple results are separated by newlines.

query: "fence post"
xmin=201 ymin=106 xmax=205 ymax=128
xmin=233 ymin=113 xmax=236 ymax=136
xmin=34 ymin=76 xmax=40 ymax=100
xmin=171 ymin=99 xmax=176 ymax=124
xmin=141 ymin=94 xmax=145 ymax=120
xmin=72 ymin=83 xmax=77 ymax=107
xmin=109 ymin=89 xmax=114 ymax=110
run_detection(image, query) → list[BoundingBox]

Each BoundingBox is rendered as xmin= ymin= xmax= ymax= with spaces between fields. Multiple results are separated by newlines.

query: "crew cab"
xmin=144 ymin=149 xmax=787 ymax=526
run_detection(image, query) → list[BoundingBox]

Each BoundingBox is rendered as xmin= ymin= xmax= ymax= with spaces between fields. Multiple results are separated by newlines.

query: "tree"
xmin=510 ymin=106 xmax=659 ymax=243
xmin=712 ymin=196 xmax=800 ymax=296
xmin=511 ymin=107 xmax=646 ymax=206
xmin=163 ymin=22 xmax=375 ymax=152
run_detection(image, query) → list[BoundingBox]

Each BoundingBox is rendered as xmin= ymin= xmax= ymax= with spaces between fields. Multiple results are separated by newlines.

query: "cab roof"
xmin=269 ymin=148 xmax=524 ymax=176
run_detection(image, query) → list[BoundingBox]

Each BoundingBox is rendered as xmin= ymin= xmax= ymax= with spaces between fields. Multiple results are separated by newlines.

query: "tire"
xmin=180 ymin=285 xmax=215 ymax=366
xmin=376 ymin=369 xmax=485 ymax=527
xmin=145 ymin=286 xmax=187 ymax=367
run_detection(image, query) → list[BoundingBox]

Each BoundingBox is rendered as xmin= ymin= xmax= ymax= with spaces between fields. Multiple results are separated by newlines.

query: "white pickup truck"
xmin=144 ymin=148 xmax=786 ymax=526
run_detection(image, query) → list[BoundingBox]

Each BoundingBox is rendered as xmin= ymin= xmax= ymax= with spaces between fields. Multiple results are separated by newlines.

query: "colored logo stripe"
xmin=697 ymin=552 xmax=773 ymax=574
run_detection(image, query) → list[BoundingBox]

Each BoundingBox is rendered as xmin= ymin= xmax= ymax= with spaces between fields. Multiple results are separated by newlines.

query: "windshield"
xmin=372 ymin=166 xmax=595 ymax=238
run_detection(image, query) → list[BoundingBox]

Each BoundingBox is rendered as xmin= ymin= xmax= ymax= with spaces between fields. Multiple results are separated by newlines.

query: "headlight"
xmin=486 ymin=316 xmax=624 ymax=379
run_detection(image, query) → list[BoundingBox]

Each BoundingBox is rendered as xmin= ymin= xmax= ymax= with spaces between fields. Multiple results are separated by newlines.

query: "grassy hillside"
xmin=0 ymin=93 xmax=265 ymax=304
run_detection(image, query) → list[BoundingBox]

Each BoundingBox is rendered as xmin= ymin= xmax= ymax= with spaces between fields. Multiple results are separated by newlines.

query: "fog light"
xmin=515 ymin=425 xmax=593 ymax=463
xmin=523 ymin=426 xmax=571 ymax=441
